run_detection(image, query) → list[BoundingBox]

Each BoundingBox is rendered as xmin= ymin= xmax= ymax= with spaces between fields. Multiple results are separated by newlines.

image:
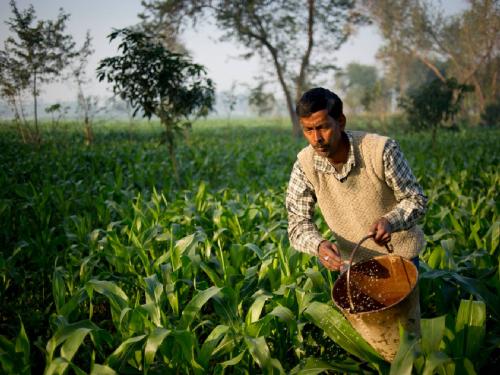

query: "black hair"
xmin=295 ymin=87 xmax=343 ymax=120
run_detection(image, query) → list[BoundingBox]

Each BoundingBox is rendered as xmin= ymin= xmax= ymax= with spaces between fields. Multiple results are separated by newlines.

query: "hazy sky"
xmin=0 ymin=0 xmax=468 ymax=103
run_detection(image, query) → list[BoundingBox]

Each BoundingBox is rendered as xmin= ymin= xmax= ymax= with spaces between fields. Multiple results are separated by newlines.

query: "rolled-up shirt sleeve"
xmin=382 ymin=139 xmax=427 ymax=232
xmin=286 ymin=160 xmax=324 ymax=255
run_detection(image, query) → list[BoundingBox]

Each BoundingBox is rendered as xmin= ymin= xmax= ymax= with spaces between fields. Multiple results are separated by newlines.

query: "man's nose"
xmin=314 ymin=129 xmax=323 ymax=143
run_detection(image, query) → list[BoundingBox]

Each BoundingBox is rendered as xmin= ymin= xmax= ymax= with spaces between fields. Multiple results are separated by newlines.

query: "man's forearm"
xmin=383 ymin=139 xmax=428 ymax=232
xmin=383 ymin=193 xmax=427 ymax=232
xmin=287 ymin=215 xmax=324 ymax=256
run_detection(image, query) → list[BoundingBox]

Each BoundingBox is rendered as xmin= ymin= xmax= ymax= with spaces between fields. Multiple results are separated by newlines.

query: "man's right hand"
xmin=318 ymin=240 xmax=342 ymax=271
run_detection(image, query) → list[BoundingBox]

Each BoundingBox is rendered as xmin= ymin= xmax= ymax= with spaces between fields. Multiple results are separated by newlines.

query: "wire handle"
xmin=346 ymin=234 xmax=394 ymax=311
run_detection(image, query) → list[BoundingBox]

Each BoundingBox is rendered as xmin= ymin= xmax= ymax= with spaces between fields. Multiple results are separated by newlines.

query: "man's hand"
xmin=318 ymin=240 xmax=342 ymax=271
xmin=369 ymin=217 xmax=392 ymax=246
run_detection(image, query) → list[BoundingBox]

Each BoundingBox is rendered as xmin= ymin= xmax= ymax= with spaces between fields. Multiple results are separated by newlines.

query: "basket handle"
xmin=346 ymin=234 xmax=394 ymax=311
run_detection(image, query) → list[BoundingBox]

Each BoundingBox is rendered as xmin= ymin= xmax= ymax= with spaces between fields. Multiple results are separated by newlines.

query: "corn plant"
xmin=0 ymin=120 xmax=498 ymax=373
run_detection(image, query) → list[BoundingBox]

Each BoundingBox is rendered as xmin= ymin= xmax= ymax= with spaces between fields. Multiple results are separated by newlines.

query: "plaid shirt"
xmin=286 ymin=131 xmax=427 ymax=255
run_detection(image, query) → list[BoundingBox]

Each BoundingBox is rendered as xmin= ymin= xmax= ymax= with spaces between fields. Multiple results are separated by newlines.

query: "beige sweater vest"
xmin=298 ymin=131 xmax=424 ymax=263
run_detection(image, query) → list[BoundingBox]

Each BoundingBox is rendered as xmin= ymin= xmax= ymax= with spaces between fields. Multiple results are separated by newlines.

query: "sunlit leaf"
xmin=244 ymin=336 xmax=285 ymax=374
xmin=144 ymin=327 xmax=170 ymax=369
xmin=303 ymin=302 xmax=385 ymax=364
xmin=421 ymin=316 xmax=446 ymax=353
xmin=390 ymin=325 xmax=420 ymax=375
xmin=179 ymin=286 xmax=221 ymax=329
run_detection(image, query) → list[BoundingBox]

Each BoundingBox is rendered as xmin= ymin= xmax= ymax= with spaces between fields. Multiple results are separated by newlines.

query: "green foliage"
xmin=391 ymin=299 xmax=488 ymax=374
xmin=368 ymin=0 xmax=499 ymax=116
xmin=335 ymin=63 xmax=390 ymax=113
xmin=140 ymin=0 xmax=367 ymax=134
xmin=399 ymin=78 xmax=473 ymax=133
xmin=97 ymin=28 xmax=215 ymax=180
xmin=304 ymin=302 xmax=387 ymax=370
xmin=0 ymin=319 xmax=30 ymax=374
xmin=97 ymin=28 xmax=214 ymax=127
xmin=480 ymin=97 xmax=500 ymax=127
xmin=248 ymin=83 xmax=276 ymax=117
xmin=0 ymin=0 xmax=76 ymax=141
xmin=0 ymin=120 xmax=498 ymax=373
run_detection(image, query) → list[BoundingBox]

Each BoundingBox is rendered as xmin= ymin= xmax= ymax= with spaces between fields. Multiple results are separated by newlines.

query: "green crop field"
xmin=0 ymin=119 xmax=498 ymax=374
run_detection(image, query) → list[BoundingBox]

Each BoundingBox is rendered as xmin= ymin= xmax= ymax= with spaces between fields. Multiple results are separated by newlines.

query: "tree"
xmin=72 ymin=32 xmax=96 ymax=145
xmin=44 ymin=103 xmax=69 ymax=129
xmin=139 ymin=0 xmax=366 ymax=136
xmin=0 ymin=0 xmax=76 ymax=143
xmin=365 ymin=0 xmax=500 ymax=114
xmin=335 ymin=63 xmax=382 ymax=113
xmin=399 ymin=78 xmax=472 ymax=147
xmin=248 ymin=82 xmax=277 ymax=117
xmin=480 ymin=95 xmax=500 ymax=127
xmin=97 ymin=28 xmax=215 ymax=181
xmin=220 ymin=81 xmax=239 ymax=123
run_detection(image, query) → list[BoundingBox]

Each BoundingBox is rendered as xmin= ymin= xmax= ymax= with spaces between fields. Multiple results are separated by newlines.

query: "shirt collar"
xmin=312 ymin=131 xmax=356 ymax=180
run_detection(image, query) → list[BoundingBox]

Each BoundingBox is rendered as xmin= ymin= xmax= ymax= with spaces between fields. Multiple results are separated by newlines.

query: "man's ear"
xmin=338 ymin=114 xmax=346 ymax=130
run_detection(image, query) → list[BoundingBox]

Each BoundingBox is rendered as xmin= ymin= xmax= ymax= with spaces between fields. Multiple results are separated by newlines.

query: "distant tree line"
xmin=140 ymin=0 xmax=499 ymax=131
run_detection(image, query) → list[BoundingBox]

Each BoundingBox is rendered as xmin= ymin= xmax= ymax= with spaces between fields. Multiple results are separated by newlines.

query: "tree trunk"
xmin=471 ymin=75 xmax=486 ymax=113
xmin=491 ymin=70 xmax=497 ymax=101
xmin=291 ymin=0 xmax=315 ymax=137
xmin=84 ymin=115 xmax=93 ymax=146
xmin=167 ymin=137 xmax=180 ymax=186
xmin=414 ymin=53 xmax=446 ymax=83
xmin=163 ymin=122 xmax=180 ymax=186
xmin=11 ymin=96 xmax=27 ymax=143
xmin=265 ymin=44 xmax=301 ymax=136
xmin=33 ymin=69 xmax=40 ymax=144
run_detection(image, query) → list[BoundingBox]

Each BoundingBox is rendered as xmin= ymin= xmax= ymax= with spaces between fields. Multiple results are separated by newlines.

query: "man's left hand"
xmin=369 ymin=217 xmax=392 ymax=246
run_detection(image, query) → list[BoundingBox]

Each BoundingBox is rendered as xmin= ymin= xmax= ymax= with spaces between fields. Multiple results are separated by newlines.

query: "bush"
xmin=480 ymin=97 xmax=500 ymax=127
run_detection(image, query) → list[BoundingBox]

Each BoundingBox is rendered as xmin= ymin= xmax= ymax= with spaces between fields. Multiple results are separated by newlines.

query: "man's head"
xmin=296 ymin=88 xmax=346 ymax=159
xmin=296 ymin=87 xmax=343 ymax=120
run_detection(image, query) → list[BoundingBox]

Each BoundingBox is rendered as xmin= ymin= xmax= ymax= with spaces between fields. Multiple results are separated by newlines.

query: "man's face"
xmin=300 ymin=109 xmax=345 ymax=158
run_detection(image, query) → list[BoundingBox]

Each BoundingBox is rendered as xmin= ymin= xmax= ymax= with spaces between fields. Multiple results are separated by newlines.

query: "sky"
xmin=0 ymin=0 xmax=468 ymax=104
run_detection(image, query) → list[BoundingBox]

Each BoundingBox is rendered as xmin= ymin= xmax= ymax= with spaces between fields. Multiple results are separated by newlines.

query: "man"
xmin=286 ymin=87 xmax=427 ymax=270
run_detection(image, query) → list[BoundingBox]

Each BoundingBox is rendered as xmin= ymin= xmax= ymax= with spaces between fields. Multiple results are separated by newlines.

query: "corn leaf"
xmin=86 ymin=279 xmax=129 ymax=310
xmin=144 ymin=327 xmax=170 ymax=370
xmin=199 ymin=324 xmax=229 ymax=368
xmin=172 ymin=330 xmax=204 ymax=373
xmin=90 ymin=364 xmax=118 ymax=375
xmin=421 ymin=316 xmax=446 ymax=354
xmin=290 ymin=357 xmax=362 ymax=374
xmin=59 ymin=289 xmax=88 ymax=317
xmin=199 ymin=261 xmax=224 ymax=287
xmin=45 ymin=357 xmax=72 ymax=375
xmin=304 ymin=302 xmax=384 ymax=364
xmin=46 ymin=320 xmax=99 ymax=363
xmin=422 ymin=352 xmax=451 ymax=375
xmin=453 ymin=299 xmax=486 ymax=359
xmin=390 ymin=326 xmax=420 ymax=375
xmin=179 ymin=286 xmax=221 ymax=329
xmin=144 ymin=274 xmax=163 ymax=304
xmin=244 ymin=336 xmax=285 ymax=374
xmin=52 ymin=266 xmax=66 ymax=314
xmin=246 ymin=293 xmax=271 ymax=324
xmin=106 ymin=334 xmax=147 ymax=370
xmin=60 ymin=327 xmax=93 ymax=362
xmin=173 ymin=233 xmax=197 ymax=271
xmin=268 ymin=305 xmax=294 ymax=323
xmin=217 ymin=350 xmax=245 ymax=370
xmin=14 ymin=319 xmax=30 ymax=367
xmin=244 ymin=243 xmax=264 ymax=259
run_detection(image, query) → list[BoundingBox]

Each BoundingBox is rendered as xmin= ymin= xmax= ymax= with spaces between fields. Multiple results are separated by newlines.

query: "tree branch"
xmin=295 ymin=0 xmax=315 ymax=101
